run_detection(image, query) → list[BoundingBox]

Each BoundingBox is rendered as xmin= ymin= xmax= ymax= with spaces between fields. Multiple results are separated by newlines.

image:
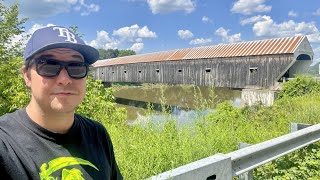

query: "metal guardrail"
xmin=147 ymin=123 xmax=320 ymax=180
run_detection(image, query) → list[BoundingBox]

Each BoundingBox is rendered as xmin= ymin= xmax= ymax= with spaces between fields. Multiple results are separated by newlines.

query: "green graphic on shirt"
xmin=39 ymin=157 xmax=99 ymax=180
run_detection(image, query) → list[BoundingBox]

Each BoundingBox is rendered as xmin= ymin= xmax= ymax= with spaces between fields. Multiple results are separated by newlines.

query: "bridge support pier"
xmin=241 ymin=89 xmax=277 ymax=107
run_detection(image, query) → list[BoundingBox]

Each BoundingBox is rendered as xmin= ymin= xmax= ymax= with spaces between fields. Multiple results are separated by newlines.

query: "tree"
xmin=0 ymin=1 xmax=27 ymax=58
xmin=69 ymin=26 xmax=84 ymax=38
xmin=0 ymin=1 xmax=29 ymax=115
xmin=98 ymin=48 xmax=136 ymax=60
xmin=98 ymin=48 xmax=119 ymax=59
xmin=118 ymin=49 xmax=135 ymax=57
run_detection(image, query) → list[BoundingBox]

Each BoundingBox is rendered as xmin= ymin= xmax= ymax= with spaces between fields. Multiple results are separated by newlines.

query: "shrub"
xmin=278 ymin=74 xmax=320 ymax=98
xmin=76 ymin=76 xmax=127 ymax=126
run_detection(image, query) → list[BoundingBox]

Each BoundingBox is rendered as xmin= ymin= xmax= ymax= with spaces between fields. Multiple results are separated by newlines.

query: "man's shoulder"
xmin=0 ymin=111 xmax=14 ymax=121
xmin=0 ymin=110 xmax=25 ymax=143
xmin=0 ymin=110 xmax=21 ymax=126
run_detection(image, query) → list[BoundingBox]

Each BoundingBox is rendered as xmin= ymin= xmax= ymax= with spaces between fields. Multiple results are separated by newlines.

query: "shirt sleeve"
xmin=0 ymin=138 xmax=29 ymax=179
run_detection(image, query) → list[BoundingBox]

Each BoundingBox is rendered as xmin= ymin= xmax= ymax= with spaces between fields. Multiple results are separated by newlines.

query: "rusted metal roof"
xmin=93 ymin=36 xmax=305 ymax=67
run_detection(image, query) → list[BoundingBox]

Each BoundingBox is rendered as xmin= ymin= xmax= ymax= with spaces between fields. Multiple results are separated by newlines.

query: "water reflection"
xmin=127 ymin=107 xmax=214 ymax=128
xmin=113 ymin=84 xmax=241 ymax=122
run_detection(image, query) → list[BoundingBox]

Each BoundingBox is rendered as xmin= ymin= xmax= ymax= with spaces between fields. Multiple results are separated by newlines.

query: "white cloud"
xmin=113 ymin=24 xmax=157 ymax=41
xmin=313 ymin=8 xmax=320 ymax=16
xmin=288 ymin=10 xmax=298 ymax=17
xmin=312 ymin=47 xmax=320 ymax=63
xmin=130 ymin=43 xmax=144 ymax=53
xmin=89 ymin=24 xmax=157 ymax=52
xmin=202 ymin=16 xmax=212 ymax=23
xmin=76 ymin=0 xmax=100 ymax=16
xmin=147 ymin=0 xmax=196 ymax=14
xmin=177 ymin=30 xmax=194 ymax=40
xmin=307 ymin=33 xmax=320 ymax=44
xmin=215 ymin=27 xmax=242 ymax=44
xmin=189 ymin=38 xmax=212 ymax=45
xmin=5 ymin=0 xmax=99 ymax=19
xmin=136 ymin=38 xmax=143 ymax=43
xmin=88 ymin=30 xmax=120 ymax=49
xmin=137 ymin=26 xmax=157 ymax=38
xmin=240 ymin=15 xmax=269 ymax=26
xmin=251 ymin=16 xmax=320 ymax=41
xmin=231 ymin=0 xmax=271 ymax=15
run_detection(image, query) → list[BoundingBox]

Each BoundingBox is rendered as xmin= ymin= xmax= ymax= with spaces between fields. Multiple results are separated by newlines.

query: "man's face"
xmin=24 ymin=48 xmax=87 ymax=114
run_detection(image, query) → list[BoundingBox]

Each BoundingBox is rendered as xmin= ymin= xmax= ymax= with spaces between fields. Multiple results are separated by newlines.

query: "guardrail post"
xmin=290 ymin=122 xmax=312 ymax=133
xmin=238 ymin=143 xmax=253 ymax=180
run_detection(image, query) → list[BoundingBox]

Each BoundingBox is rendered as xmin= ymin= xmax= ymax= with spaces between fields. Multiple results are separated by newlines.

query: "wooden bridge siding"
xmin=183 ymin=60 xmax=195 ymax=84
xmin=250 ymin=54 xmax=293 ymax=88
xmin=94 ymin=54 xmax=294 ymax=88
xmin=160 ymin=61 xmax=171 ymax=84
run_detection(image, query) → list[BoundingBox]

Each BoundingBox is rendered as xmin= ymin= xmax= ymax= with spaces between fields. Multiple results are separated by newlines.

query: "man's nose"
xmin=56 ymin=68 xmax=72 ymax=85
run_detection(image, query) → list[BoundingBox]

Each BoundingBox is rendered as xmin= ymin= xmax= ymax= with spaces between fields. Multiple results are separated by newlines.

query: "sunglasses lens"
xmin=37 ymin=60 xmax=61 ymax=77
xmin=67 ymin=63 xmax=88 ymax=78
xmin=36 ymin=59 xmax=88 ymax=79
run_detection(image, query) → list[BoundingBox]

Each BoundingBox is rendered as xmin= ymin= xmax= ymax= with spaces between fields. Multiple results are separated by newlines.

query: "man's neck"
xmin=26 ymin=102 xmax=75 ymax=134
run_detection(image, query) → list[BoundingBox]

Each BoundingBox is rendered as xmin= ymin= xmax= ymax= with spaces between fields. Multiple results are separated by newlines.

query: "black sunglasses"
xmin=34 ymin=58 xmax=89 ymax=79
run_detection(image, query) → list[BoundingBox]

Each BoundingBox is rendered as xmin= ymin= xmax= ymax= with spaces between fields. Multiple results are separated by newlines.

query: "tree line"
xmin=98 ymin=49 xmax=136 ymax=60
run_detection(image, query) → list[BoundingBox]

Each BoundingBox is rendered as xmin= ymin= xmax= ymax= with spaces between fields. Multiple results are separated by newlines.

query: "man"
xmin=0 ymin=26 xmax=123 ymax=179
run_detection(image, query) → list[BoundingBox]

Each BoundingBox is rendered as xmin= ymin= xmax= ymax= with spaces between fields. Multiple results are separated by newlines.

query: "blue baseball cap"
xmin=24 ymin=26 xmax=99 ymax=65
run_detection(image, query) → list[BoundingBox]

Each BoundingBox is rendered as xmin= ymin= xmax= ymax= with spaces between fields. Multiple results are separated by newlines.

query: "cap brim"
xmin=25 ymin=43 xmax=99 ymax=65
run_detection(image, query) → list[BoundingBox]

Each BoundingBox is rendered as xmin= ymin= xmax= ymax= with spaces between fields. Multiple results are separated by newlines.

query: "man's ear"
xmin=23 ymin=68 xmax=31 ymax=88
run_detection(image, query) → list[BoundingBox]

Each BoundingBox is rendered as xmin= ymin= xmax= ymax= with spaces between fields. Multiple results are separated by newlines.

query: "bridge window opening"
xmin=178 ymin=69 xmax=182 ymax=73
xmin=296 ymin=54 xmax=311 ymax=60
xmin=249 ymin=67 xmax=258 ymax=73
xmin=206 ymin=175 xmax=216 ymax=180
xmin=278 ymin=70 xmax=290 ymax=82
xmin=156 ymin=69 xmax=160 ymax=73
xmin=124 ymin=70 xmax=127 ymax=73
xmin=205 ymin=68 xmax=211 ymax=73
xmin=138 ymin=70 xmax=142 ymax=73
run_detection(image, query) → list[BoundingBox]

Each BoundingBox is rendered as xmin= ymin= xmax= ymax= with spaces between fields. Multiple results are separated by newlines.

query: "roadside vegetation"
xmin=107 ymin=76 xmax=320 ymax=179
xmin=1 ymin=2 xmax=320 ymax=179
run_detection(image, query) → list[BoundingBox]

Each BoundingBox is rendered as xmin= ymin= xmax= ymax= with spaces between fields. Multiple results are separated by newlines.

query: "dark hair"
xmin=21 ymin=59 xmax=34 ymax=79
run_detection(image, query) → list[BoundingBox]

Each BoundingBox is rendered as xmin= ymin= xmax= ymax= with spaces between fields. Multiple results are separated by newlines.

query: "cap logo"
xmin=52 ymin=27 xmax=77 ymax=43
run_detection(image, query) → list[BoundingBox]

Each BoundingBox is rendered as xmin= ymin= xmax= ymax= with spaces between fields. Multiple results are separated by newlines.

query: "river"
xmin=113 ymin=84 xmax=241 ymax=124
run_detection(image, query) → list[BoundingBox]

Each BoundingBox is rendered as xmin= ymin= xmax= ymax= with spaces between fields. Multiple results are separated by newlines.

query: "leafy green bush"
xmin=278 ymin=74 xmax=320 ymax=98
xmin=76 ymin=76 xmax=126 ymax=126
xmin=0 ymin=56 xmax=30 ymax=115
xmin=0 ymin=1 xmax=29 ymax=115
xmin=255 ymin=143 xmax=320 ymax=180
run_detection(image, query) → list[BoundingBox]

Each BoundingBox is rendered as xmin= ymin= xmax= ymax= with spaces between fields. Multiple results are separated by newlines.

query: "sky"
xmin=4 ymin=0 xmax=320 ymax=61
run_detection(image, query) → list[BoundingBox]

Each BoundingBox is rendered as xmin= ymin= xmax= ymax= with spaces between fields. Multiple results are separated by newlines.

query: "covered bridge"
xmin=93 ymin=36 xmax=314 ymax=89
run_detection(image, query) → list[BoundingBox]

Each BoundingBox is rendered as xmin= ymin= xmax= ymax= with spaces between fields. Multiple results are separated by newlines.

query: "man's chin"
xmin=50 ymin=103 xmax=77 ymax=114
xmin=52 ymin=107 xmax=75 ymax=114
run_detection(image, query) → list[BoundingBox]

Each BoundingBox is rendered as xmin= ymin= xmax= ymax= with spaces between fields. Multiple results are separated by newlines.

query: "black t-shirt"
xmin=0 ymin=108 xmax=123 ymax=180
